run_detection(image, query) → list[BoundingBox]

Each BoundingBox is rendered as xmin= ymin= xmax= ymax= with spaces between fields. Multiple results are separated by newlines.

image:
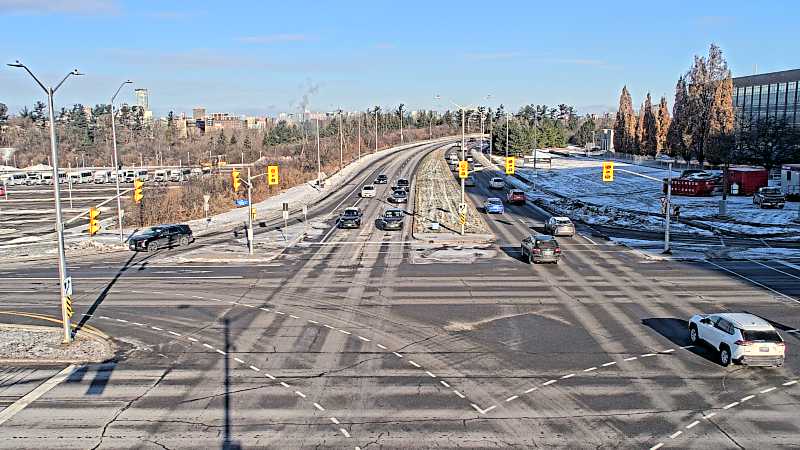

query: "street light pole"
xmin=337 ymin=109 xmax=343 ymax=170
xmin=316 ymin=117 xmax=322 ymax=185
xmin=374 ymin=109 xmax=379 ymax=153
xmin=399 ymin=105 xmax=404 ymax=145
xmin=110 ymin=80 xmax=132 ymax=243
xmin=505 ymin=113 xmax=509 ymax=159
xmin=8 ymin=61 xmax=82 ymax=344
xmin=246 ymin=166 xmax=253 ymax=255
xmin=357 ymin=113 xmax=362 ymax=160
xmin=661 ymin=157 xmax=675 ymax=254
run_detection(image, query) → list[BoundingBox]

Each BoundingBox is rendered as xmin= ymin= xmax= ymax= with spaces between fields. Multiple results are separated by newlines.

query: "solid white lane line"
xmin=706 ymin=260 xmax=798 ymax=303
xmin=749 ymin=259 xmax=800 ymax=282
xmin=0 ymin=364 xmax=75 ymax=426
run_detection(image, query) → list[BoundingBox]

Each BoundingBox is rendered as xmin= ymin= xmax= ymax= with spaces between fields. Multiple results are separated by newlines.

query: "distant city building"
xmin=193 ymin=107 xmax=206 ymax=120
xmin=734 ymin=69 xmax=800 ymax=128
xmin=134 ymin=88 xmax=149 ymax=110
xmin=207 ymin=113 xmax=243 ymax=131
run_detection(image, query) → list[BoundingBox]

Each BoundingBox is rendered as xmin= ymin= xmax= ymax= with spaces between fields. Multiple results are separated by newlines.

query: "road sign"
xmin=505 ymin=156 xmax=515 ymax=175
xmin=267 ymin=165 xmax=279 ymax=185
xmin=283 ymin=202 xmax=288 ymax=211
xmin=63 ymin=296 xmax=74 ymax=318
xmin=458 ymin=161 xmax=469 ymax=179
xmin=203 ymin=194 xmax=211 ymax=213
xmin=63 ymin=276 xmax=73 ymax=297
xmin=235 ymin=199 xmax=249 ymax=207
xmin=602 ymin=161 xmax=614 ymax=182
xmin=458 ymin=203 xmax=467 ymax=214
xmin=459 ymin=213 xmax=466 ymax=225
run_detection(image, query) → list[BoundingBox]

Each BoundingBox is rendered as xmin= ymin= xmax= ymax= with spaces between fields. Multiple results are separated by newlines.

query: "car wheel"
xmin=147 ymin=241 xmax=159 ymax=252
xmin=689 ymin=325 xmax=699 ymax=344
xmin=179 ymin=236 xmax=189 ymax=247
xmin=719 ymin=346 xmax=731 ymax=367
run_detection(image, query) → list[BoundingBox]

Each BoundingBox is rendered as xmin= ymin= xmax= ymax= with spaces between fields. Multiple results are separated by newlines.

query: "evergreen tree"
xmin=685 ymin=44 xmax=732 ymax=167
xmin=667 ymin=76 xmax=690 ymax=161
xmin=32 ymin=101 xmax=47 ymax=127
xmin=656 ymin=96 xmax=671 ymax=154
xmin=613 ymin=86 xmax=636 ymax=152
xmin=0 ymin=103 xmax=7 ymax=125
xmin=216 ymin=129 xmax=227 ymax=150
xmin=243 ymin=134 xmax=252 ymax=150
xmin=635 ymin=102 xmax=646 ymax=153
xmin=706 ymin=75 xmax=736 ymax=166
xmin=642 ymin=93 xmax=659 ymax=156
xmin=573 ymin=118 xmax=596 ymax=147
xmin=229 ymin=133 xmax=237 ymax=146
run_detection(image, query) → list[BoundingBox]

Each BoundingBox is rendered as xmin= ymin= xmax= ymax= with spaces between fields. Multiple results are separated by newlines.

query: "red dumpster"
xmin=727 ymin=167 xmax=768 ymax=195
xmin=663 ymin=178 xmax=716 ymax=196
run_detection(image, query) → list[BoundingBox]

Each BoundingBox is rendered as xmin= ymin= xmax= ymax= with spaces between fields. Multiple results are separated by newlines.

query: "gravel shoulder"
xmin=0 ymin=324 xmax=116 ymax=364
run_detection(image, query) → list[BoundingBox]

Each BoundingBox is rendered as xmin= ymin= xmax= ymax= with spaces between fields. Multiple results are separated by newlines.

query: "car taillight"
xmin=734 ymin=340 xmax=752 ymax=346
xmin=533 ymin=248 xmax=541 ymax=254
xmin=555 ymin=248 xmax=561 ymax=253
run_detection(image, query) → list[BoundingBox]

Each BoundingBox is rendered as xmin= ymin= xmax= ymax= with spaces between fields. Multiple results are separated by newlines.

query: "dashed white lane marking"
xmin=215 ymin=349 xmax=227 ymax=356
xmin=783 ymin=380 xmax=798 ymax=386
xmin=440 ymin=380 xmax=450 ymax=388
xmin=641 ymin=353 xmax=656 ymax=357
xmin=116 ymin=319 xmax=128 ymax=323
xmin=295 ymin=391 xmax=306 ymax=398
xmin=392 ymin=352 xmax=403 ymax=358
xmin=191 ymin=295 xmax=204 ymax=299
xmin=561 ymin=373 xmax=575 ymax=379
xmin=249 ymin=365 xmax=260 ymax=372
xmin=260 ymin=308 xmax=270 ymax=312
xmin=187 ymin=337 xmax=198 ymax=342
xmin=308 ymin=319 xmax=319 ymax=324
xmin=313 ymin=403 xmax=325 ymax=411
xmin=601 ymin=361 xmax=616 ymax=367
xmin=425 ymin=371 xmax=437 ymax=378
xmin=203 ymin=343 xmax=214 ymax=349
xmin=131 ymin=322 xmax=144 ymax=326
xmin=408 ymin=360 xmax=421 ymax=368
xmin=740 ymin=394 xmax=754 ymax=402
xmin=649 ymin=444 xmax=663 ymax=450
xmin=280 ymin=382 xmax=291 ymax=388
xmin=339 ymin=428 xmax=351 ymax=438
xmin=234 ymin=357 xmax=245 ymax=364
xmin=289 ymin=314 xmax=300 ymax=319
xmin=760 ymin=387 xmax=777 ymax=394
xmin=505 ymin=395 xmax=519 ymax=402
xmin=264 ymin=373 xmax=276 ymax=380
xmin=453 ymin=390 xmax=465 ymax=399
xmin=524 ymin=387 xmax=538 ymax=394
xmin=357 ymin=335 xmax=371 ymax=342
xmin=151 ymin=326 xmax=163 ymax=331
xmin=168 ymin=331 xmax=181 ymax=337
xmin=686 ymin=420 xmax=700 ymax=429
xmin=722 ymin=401 xmax=739 ymax=409
xmin=703 ymin=412 xmax=716 ymax=419
xmin=330 ymin=417 xmax=340 ymax=425
xmin=542 ymin=380 xmax=557 ymax=386
xmin=275 ymin=311 xmax=285 ymax=315
xmin=623 ymin=356 xmax=637 ymax=361
xmin=376 ymin=344 xmax=387 ymax=350
xmin=324 ymin=324 xmax=335 ymax=329
xmin=338 ymin=329 xmax=352 ymax=335
xmin=584 ymin=367 xmax=597 ymax=372
xmin=669 ymin=431 xmax=682 ymax=439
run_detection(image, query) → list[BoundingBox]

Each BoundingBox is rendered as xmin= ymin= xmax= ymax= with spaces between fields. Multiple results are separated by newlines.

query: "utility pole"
xmin=398 ymin=104 xmax=404 ymax=145
xmin=661 ymin=157 xmax=675 ymax=254
xmin=461 ymin=107 xmax=466 ymax=235
xmin=429 ymin=111 xmax=433 ymax=139
xmin=8 ymin=61 xmax=82 ymax=344
xmin=316 ymin=118 xmax=322 ymax=186
xmin=505 ymin=113 xmax=509 ymax=159
xmin=110 ymin=80 xmax=132 ymax=243
xmin=338 ymin=110 xmax=343 ymax=170
xmin=246 ymin=166 xmax=253 ymax=255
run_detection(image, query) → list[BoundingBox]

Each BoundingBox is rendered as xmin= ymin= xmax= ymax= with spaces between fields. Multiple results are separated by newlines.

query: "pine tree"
xmin=667 ymin=76 xmax=690 ymax=161
xmin=706 ymin=75 xmax=735 ymax=166
xmin=635 ymin=102 xmax=646 ymax=154
xmin=642 ymin=93 xmax=658 ymax=156
xmin=685 ymin=44 xmax=732 ymax=167
xmin=613 ymin=86 xmax=636 ymax=153
xmin=656 ymin=96 xmax=671 ymax=154
xmin=229 ymin=133 xmax=237 ymax=146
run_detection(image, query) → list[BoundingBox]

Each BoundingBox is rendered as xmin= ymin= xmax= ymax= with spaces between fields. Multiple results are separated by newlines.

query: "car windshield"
xmin=342 ymin=210 xmax=359 ymax=217
xmin=488 ymin=199 xmax=501 ymax=205
xmin=139 ymin=227 xmax=163 ymax=236
xmin=394 ymin=191 xmax=406 ymax=197
xmin=761 ymin=188 xmax=781 ymax=195
xmin=742 ymin=329 xmax=782 ymax=342
xmin=556 ymin=219 xmax=572 ymax=224
xmin=363 ymin=186 xmax=374 ymax=190
xmin=385 ymin=210 xmax=403 ymax=218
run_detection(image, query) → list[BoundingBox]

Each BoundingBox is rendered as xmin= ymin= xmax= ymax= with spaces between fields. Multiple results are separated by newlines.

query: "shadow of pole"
xmin=222 ymin=317 xmax=240 ymax=450
xmin=74 ymin=251 xmax=159 ymax=336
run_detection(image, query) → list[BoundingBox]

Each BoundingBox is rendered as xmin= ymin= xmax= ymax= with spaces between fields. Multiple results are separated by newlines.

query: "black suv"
xmin=396 ymin=178 xmax=410 ymax=191
xmin=374 ymin=174 xmax=388 ymax=184
xmin=129 ymin=224 xmax=194 ymax=252
xmin=753 ymin=187 xmax=786 ymax=209
xmin=338 ymin=207 xmax=362 ymax=229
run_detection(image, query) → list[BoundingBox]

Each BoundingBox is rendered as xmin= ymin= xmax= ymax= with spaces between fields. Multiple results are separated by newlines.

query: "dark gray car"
xmin=520 ymin=234 xmax=561 ymax=264
xmin=380 ymin=209 xmax=404 ymax=231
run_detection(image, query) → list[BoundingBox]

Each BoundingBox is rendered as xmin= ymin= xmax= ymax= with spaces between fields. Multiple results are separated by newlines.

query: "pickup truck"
xmin=753 ymin=187 xmax=785 ymax=209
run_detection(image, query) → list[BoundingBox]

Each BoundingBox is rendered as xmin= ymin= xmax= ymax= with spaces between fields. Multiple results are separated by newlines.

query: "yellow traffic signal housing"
xmin=458 ymin=160 xmax=469 ymax=179
xmin=88 ymin=207 xmax=101 ymax=236
xmin=231 ymin=168 xmax=241 ymax=191
xmin=250 ymin=207 xmax=257 ymax=220
xmin=267 ymin=165 xmax=279 ymax=185
xmin=602 ymin=161 xmax=614 ymax=182
xmin=133 ymin=178 xmax=144 ymax=203
xmin=505 ymin=156 xmax=515 ymax=175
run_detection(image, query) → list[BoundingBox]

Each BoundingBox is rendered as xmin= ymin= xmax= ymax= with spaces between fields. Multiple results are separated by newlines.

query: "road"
xmin=1 ymin=139 xmax=800 ymax=449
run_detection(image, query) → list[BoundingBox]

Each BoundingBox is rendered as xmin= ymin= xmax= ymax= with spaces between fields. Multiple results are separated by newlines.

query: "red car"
xmin=0 ymin=185 xmax=5 ymax=197
xmin=506 ymin=189 xmax=526 ymax=204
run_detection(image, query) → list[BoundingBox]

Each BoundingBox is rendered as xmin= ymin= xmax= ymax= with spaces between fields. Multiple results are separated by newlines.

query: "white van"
xmin=154 ymin=169 xmax=169 ymax=182
xmin=136 ymin=169 xmax=150 ymax=181
xmin=26 ymin=172 xmax=43 ymax=185
xmin=10 ymin=173 xmax=28 ymax=185
xmin=93 ymin=170 xmax=111 ymax=183
xmin=41 ymin=173 xmax=54 ymax=185
xmin=124 ymin=170 xmax=136 ymax=183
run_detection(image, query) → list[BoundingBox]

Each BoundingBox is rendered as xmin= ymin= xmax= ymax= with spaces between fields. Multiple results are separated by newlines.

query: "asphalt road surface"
xmin=2 ymin=140 xmax=800 ymax=449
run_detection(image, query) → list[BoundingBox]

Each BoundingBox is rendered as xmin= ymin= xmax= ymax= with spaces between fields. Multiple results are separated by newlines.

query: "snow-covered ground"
xmin=488 ymin=153 xmax=800 ymax=237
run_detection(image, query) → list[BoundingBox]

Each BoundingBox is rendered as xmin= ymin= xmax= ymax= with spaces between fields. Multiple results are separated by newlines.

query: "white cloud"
xmin=237 ymin=34 xmax=311 ymax=44
xmin=0 ymin=0 xmax=120 ymax=15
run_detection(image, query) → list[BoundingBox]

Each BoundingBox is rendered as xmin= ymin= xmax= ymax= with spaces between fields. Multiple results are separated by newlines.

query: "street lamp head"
xmin=124 ymin=80 xmax=132 ymax=84
xmin=434 ymin=95 xmax=441 ymax=100
xmin=72 ymin=70 xmax=84 ymax=76
xmin=7 ymin=60 xmax=23 ymax=68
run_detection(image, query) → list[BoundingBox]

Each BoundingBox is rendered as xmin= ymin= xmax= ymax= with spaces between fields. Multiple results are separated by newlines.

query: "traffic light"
xmin=505 ymin=156 xmax=515 ymax=175
xmin=231 ymin=168 xmax=241 ymax=192
xmin=88 ymin=207 xmax=101 ymax=236
xmin=250 ymin=207 xmax=257 ymax=220
xmin=602 ymin=161 xmax=614 ymax=182
xmin=267 ymin=165 xmax=279 ymax=185
xmin=458 ymin=160 xmax=469 ymax=179
xmin=133 ymin=178 xmax=144 ymax=203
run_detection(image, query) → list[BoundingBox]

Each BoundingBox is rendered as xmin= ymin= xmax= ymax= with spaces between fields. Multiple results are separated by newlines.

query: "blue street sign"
xmin=235 ymin=199 xmax=249 ymax=207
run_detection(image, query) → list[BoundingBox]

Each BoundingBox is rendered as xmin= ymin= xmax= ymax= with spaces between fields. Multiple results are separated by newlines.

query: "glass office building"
xmin=733 ymin=69 xmax=800 ymax=128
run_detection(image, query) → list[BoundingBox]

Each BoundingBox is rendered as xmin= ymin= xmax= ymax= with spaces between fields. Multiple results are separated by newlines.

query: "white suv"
xmin=489 ymin=177 xmax=505 ymax=189
xmin=688 ymin=313 xmax=786 ymax=367
xmin=360 ymin=184 xmax=376 ymax=198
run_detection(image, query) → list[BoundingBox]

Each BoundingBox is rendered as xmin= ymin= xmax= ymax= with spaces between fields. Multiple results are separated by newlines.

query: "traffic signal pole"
xmin=247 ymin=166 xmax=253 ymax=255
xmin=461 ymin=108 xmax=466 ymax=236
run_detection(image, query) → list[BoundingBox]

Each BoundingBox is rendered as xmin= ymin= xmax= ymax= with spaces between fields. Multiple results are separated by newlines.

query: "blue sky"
xmin=1 ymin=0 xmax=798 ymax=118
